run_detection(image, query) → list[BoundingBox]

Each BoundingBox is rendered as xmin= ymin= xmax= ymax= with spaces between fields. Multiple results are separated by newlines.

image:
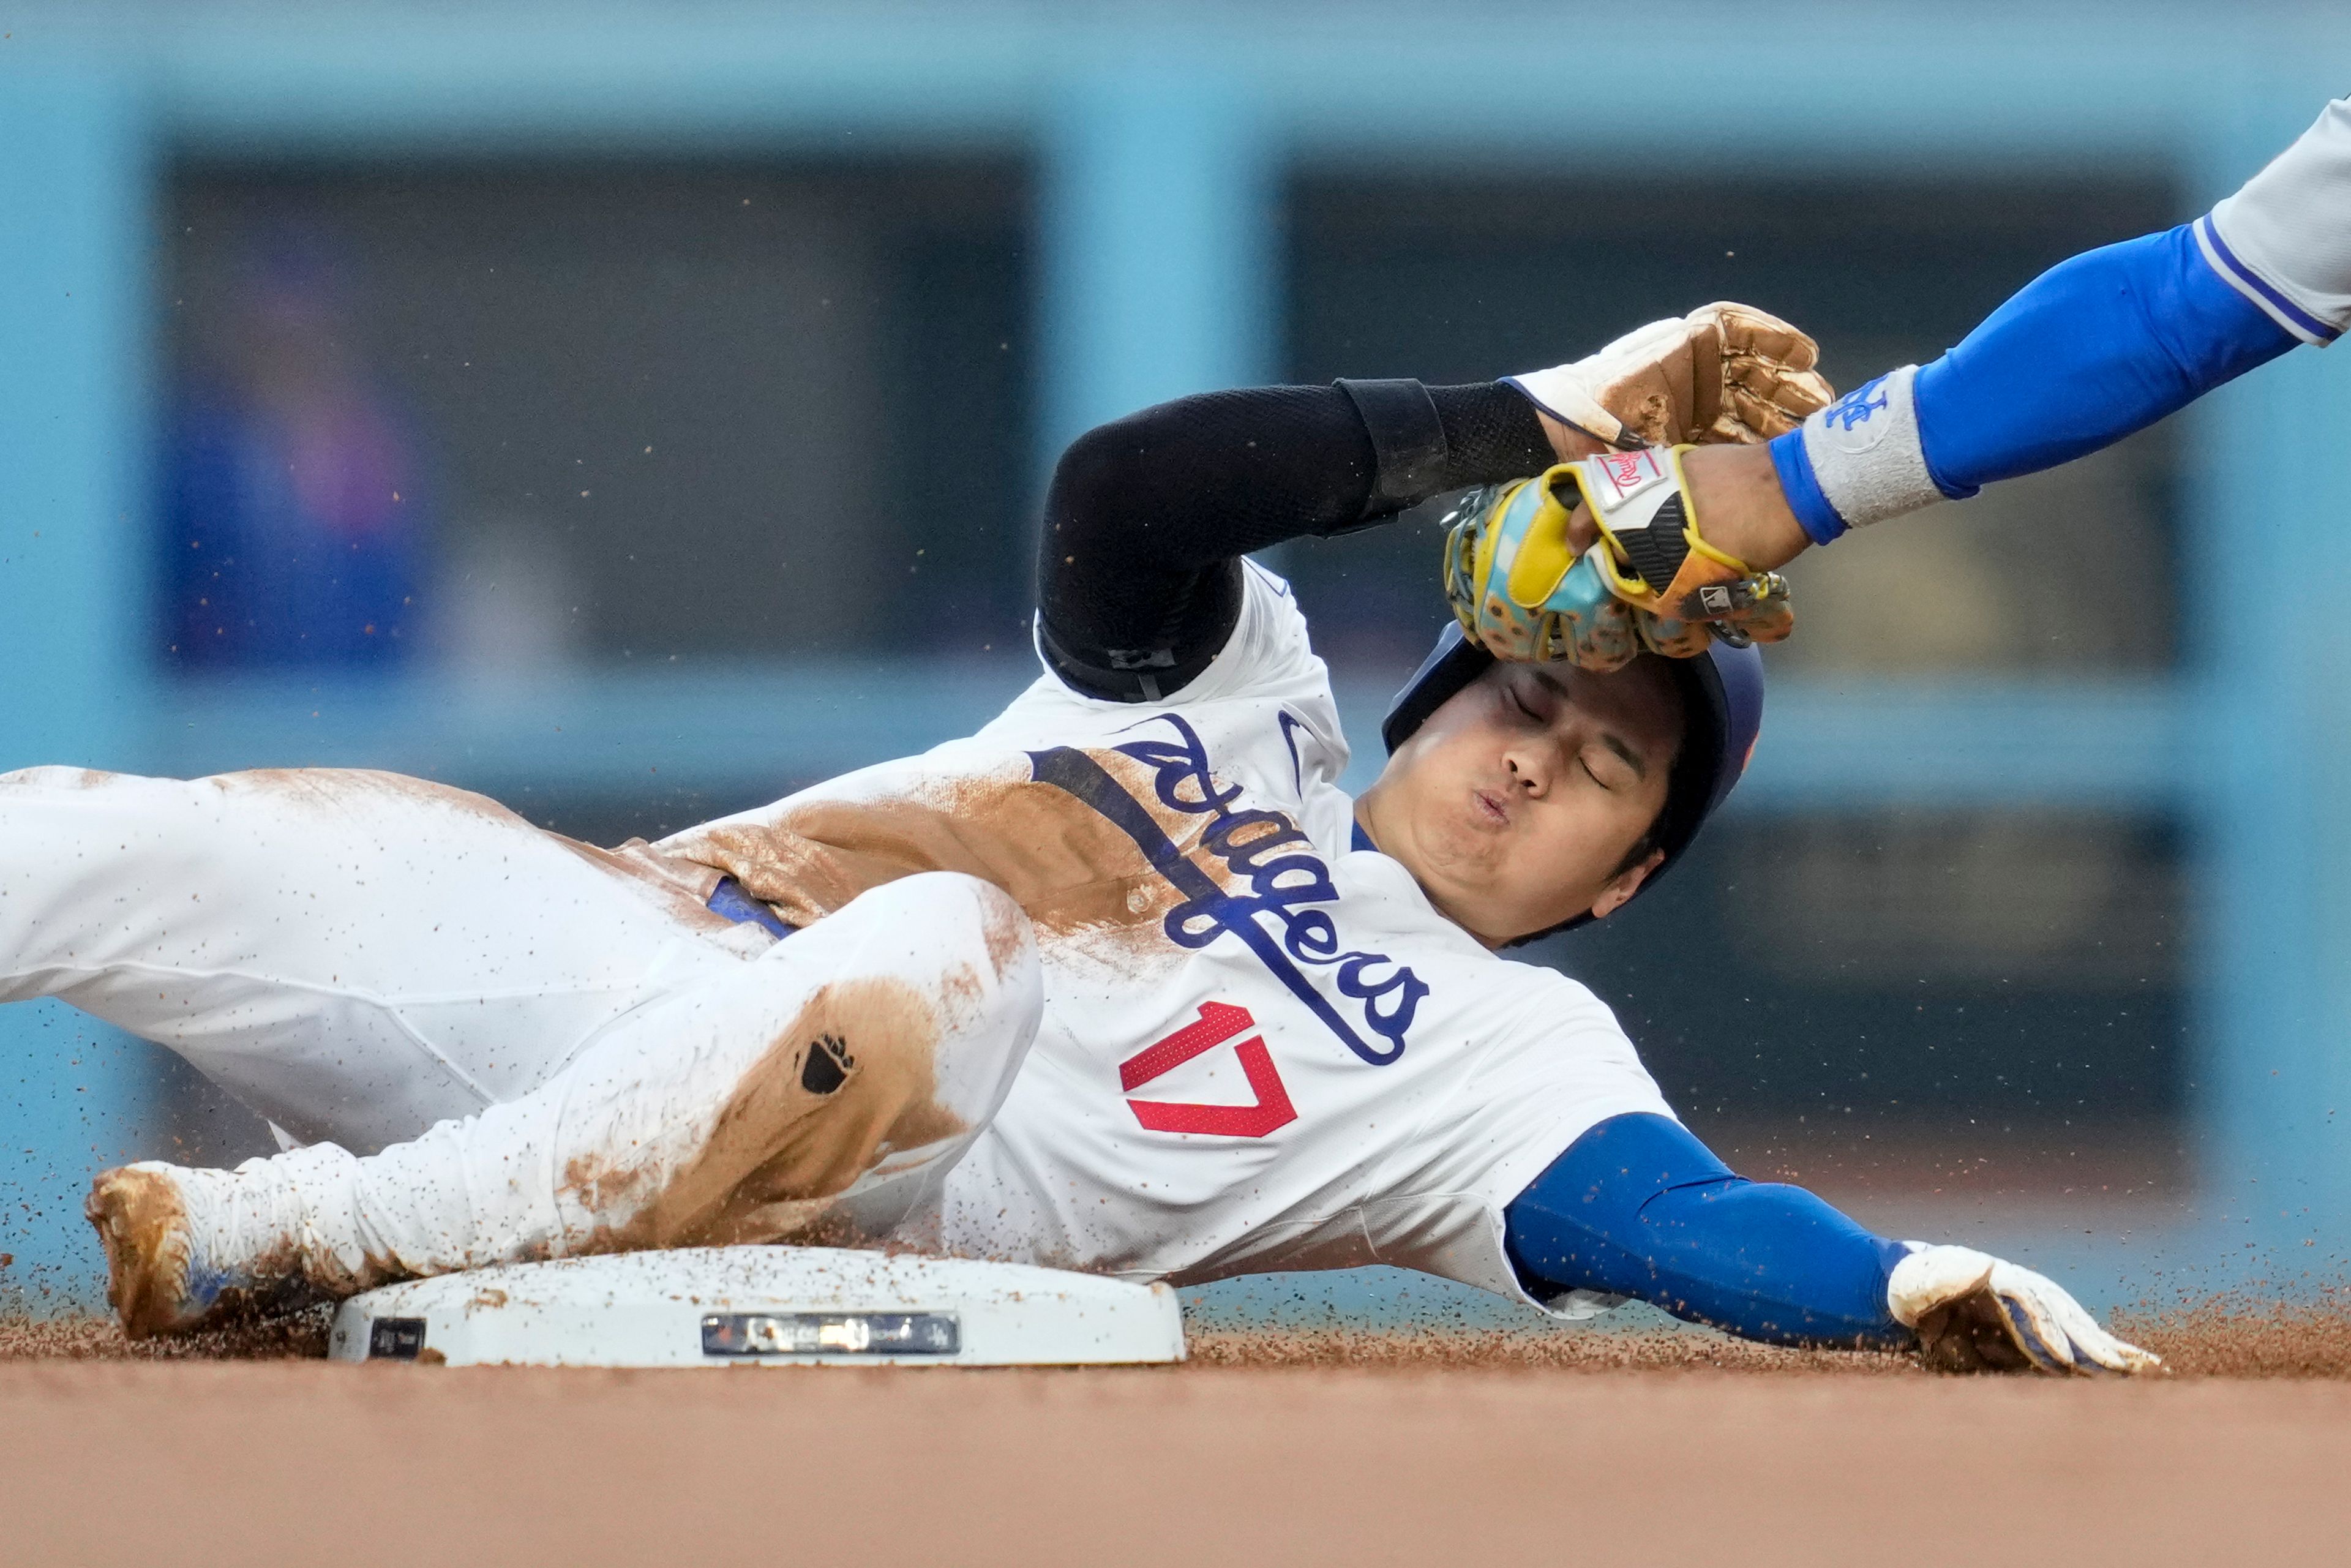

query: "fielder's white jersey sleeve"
xmin=658 ymin=561 xmax=1673 ymax=1313
xmin=2203 ymin=96 xmax=2351 ymax=344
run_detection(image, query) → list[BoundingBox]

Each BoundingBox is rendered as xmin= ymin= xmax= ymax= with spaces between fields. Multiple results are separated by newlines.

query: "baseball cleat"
xmin=85 ymin=1165 xmax=215 ymax=1340
xmin=85 ymin=1161 xmax=316 ymax=1340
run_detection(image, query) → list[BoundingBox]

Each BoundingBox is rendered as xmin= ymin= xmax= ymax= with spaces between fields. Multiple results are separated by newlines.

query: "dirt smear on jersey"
xmin=654 ymin=762 xmax=1209 ymax=955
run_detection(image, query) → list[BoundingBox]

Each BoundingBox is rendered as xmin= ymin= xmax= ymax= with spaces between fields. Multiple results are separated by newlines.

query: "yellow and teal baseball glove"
xmin=1442 ymin=448 xmax=1793 ymax=670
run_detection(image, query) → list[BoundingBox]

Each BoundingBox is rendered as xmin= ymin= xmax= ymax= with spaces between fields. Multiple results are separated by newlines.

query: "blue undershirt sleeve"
xmin=1503 ymin=1112 xmax=1914 ymax=1350
xmin=1765 ymin=220 xmax=2298 ymax=542
xmin=1912 ymin=223 xmax=2297 ymax=493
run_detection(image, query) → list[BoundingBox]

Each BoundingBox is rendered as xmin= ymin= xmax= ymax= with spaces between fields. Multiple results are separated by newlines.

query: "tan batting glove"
xmin=1888 ymin=1244 xmax=2162 ymax=1376
xmin=1503 ymin=302 xmax=1834 ymax=451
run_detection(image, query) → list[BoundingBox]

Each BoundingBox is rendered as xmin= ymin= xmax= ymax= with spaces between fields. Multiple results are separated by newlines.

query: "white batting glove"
xmin=1887 ymin=1244 xmax=2161 ymax=1376
xmin=1504 ymin=302 xmax=1834 ymax=451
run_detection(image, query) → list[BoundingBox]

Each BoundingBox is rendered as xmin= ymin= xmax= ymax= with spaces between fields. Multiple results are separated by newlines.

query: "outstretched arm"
xmin=1505 ymin=1112 xmax=2158 ymax=1373
xmin=1681 ymin=97 xmax=2351 ymax=572
xmin=1442 ymin=94 xmax=2351 ymax=659
xmin=1036 ymin=382 xmax=1561 ymax=700
xmin=1035 ymin=307 xmax=1831 ymax=700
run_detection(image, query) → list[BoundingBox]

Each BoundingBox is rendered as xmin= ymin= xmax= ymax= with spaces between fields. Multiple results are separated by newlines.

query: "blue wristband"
xmin=1768 ymin=429 xmax=1848 ymax=545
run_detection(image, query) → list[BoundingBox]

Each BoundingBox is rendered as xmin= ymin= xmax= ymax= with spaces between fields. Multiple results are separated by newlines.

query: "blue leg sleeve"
xmin=1504 ymin=1112 xmax=1914 ymax=1350
xmin=1913 ymin=223 xmax=2297 ymax=493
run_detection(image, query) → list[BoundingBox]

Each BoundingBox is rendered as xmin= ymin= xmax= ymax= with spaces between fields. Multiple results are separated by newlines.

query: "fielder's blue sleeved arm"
xmin=1503 ymin=1112 xmax=1913 ymax=1349
xmin=1914 ymin=225 xmax=2296 ymax=493
xmin=1768 ymin=228 xmax=2296 ymax=543
xmin=1768 ymin=96 xmax=2351 ymax=543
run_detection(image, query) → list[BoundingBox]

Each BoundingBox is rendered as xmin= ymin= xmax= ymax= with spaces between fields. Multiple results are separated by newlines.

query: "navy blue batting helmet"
xmin=1379 ymin=625 xmax=1764 ymax=939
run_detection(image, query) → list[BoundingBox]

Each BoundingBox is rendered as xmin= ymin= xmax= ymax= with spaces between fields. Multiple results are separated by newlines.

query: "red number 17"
xmin=1117 ymin=1002 xmax=1297 ymax=1139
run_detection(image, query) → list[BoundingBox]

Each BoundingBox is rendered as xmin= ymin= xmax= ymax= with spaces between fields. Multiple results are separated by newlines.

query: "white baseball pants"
xmin=1 ymin=767 xmax=1041 ymax=1271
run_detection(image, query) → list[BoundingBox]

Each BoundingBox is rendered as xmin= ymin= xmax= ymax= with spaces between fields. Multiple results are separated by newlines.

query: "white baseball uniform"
xmin=3 ymin=563 xmax=1673 ymax=1313
xmin=661 ymin=561 xmax=1675 ymax=1307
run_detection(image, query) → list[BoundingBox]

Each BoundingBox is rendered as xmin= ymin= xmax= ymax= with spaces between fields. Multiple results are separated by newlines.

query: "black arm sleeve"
xmin=1035 ymin=380 xmax=1558 ymax=702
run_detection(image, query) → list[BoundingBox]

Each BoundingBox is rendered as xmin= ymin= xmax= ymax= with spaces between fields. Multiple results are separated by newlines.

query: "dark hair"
xmin=1608 ymin=656 xmax=1712 ymax=877
xmin=1610 ymin=820 xmax=1665 ymax=880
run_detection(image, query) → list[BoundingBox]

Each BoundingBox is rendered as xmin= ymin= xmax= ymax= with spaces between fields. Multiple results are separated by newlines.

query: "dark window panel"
xmin=1540 ymin=809 xmax=2188 ymax=1128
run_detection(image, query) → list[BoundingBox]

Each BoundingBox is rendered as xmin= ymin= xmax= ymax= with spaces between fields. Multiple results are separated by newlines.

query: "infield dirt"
xmin=3 ymin=1304 xmax=2349 ymax=1566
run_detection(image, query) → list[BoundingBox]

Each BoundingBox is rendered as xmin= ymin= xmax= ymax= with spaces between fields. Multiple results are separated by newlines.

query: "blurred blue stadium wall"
xmin=4 ymin=4 xmax=2349 ymax=1309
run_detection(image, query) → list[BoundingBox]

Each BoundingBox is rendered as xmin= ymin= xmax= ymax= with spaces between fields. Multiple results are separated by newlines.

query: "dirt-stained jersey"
xmin=655 ymin=562 xmax=1674 ymax=1311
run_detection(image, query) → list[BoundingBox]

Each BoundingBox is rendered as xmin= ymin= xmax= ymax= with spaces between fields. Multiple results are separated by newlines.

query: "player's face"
xmin=1360 ymin=658 xmax=1681 ymax=947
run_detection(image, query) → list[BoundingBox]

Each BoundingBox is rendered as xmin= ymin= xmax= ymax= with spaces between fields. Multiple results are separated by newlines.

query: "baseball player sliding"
xmin=14 ymin=96 xmax=2345 ymax=1376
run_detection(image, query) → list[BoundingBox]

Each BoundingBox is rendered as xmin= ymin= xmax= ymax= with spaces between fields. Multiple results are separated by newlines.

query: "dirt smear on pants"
xmin=557 ymin=975 xmax=967 ymax=1253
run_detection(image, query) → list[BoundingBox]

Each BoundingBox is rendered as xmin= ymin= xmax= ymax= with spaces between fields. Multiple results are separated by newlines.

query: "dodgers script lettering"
xmin=1029 ymin=713 xmax=1426 ymax=1065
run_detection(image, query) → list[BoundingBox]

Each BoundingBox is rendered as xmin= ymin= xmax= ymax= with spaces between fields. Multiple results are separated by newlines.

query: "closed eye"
xmin=1581 ymin=739 xmax=1643 ymax=791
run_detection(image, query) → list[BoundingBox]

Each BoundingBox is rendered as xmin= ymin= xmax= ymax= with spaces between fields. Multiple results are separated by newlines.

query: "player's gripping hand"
xmin=1504 ymin=302 xmax=1835 ymax=451
xmin=1888 ymin=1244 xmax=2162 ymax=1376
xmin=1442 ymin=447 xmax=1792 ymax=669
